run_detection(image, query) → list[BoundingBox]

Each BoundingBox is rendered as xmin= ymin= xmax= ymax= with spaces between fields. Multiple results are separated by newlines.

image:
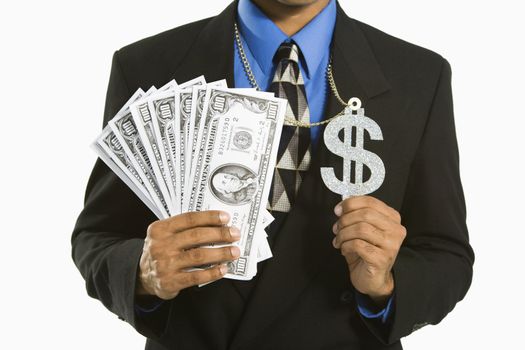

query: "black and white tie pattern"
xmin=268 ymin=42 xmax=312 ymax=213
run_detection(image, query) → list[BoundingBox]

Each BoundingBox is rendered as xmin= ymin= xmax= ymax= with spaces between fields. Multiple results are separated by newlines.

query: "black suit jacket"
xmin=72 ymin=2 xmax=474 ymax=349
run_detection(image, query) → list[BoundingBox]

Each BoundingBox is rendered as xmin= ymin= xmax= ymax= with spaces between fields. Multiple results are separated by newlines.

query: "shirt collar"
xmin=237 ymin=0 xmax=336 ymax=79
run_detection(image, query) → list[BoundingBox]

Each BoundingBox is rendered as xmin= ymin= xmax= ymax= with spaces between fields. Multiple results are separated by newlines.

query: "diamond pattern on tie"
xmin=268 ymin=42 xmax=312 ymax=213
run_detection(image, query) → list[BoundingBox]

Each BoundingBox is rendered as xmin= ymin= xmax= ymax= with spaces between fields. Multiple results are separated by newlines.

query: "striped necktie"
xmin=268 ymin=42 xmax=312 ymax=213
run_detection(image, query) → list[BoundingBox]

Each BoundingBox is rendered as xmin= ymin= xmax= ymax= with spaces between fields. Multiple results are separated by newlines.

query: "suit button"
xmin=340 ymin=290 xmax=353 ymax=304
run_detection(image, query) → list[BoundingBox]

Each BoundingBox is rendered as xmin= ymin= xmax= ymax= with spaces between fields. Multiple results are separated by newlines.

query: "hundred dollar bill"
xmin=189 ymin=80 xmax=227 ymax=169
xmin=92 ymin=89 xmax=166 ymax=219
xmin=178 ymin=76 xmax=206 ymax=90
xmin=182 ymin=80 xmax=227 ymax=210
xmin=190 ymin=87 xmax=286 ymax=279
xmin=93 ymin=127 xmax=164 ymax=219
xmin=196 ymin=209 xmax=274 ymax=286
xmin=198 ymin=229 xmax=271 ymax=287
xmin=147 ymin=90 xmax=182 ymax=214
xmin=175 ymin=76 xmax=206 ymax=208
xmin=187 ymin=88 xmax=273 ymax=211
xmin=130 ymin=94 xmax=177 ymax=214
xmin=109 ymin=87 xmax=171 ymax=218
xmin=159 ymin=79 xmax=178 ymax=92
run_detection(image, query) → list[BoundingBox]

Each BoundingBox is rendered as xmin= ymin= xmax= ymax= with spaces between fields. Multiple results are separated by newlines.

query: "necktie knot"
xmin=273 ymin=42 xmax=300 ymax=64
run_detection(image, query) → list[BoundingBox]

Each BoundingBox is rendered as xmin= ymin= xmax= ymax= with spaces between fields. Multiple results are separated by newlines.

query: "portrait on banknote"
xmin=210 ymin=165 xmax=258 ymax=205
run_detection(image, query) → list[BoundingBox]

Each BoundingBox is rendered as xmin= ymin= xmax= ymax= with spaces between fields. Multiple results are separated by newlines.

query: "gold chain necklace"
xmin=234 ymin=22 xmax=351 ymax=128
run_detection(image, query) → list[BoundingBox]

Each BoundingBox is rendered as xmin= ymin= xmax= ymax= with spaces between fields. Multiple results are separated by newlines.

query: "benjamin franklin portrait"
xmin=210 ymin=164 xmax=258 ymax=205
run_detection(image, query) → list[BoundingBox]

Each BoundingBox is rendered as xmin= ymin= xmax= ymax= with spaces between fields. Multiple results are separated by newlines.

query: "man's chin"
xmin=275 ymin=0 xmax=324 ymax=7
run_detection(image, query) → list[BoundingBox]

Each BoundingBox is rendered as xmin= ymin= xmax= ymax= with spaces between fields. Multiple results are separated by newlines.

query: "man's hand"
xmin=333 ymin=196 xmax=406 ymax=306
xmin=136 ymin=211 xmax=240 ymax=300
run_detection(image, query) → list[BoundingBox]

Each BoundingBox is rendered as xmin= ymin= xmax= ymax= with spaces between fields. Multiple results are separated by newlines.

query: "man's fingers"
xmin=175 ymin=246 xmax=240 ymax=270
xmin=336 ymin=208 xmax=392 ymax=232
xmin=334 ymin=222 xmax=385 ymax=249
xmin=176 ymin=264 xmax=228 ymax=289
xmin=335 ymin=196 xmax=401 ymax=223
xmin=340 ymin=239 xmax=379 ymax=265
xmin=334 ymin=237 xmax=360 ymax=265
xmin=166 ymin=211 xmax=230 ymax=233
xmin=174 ymin=226 xmax=240 ymax=249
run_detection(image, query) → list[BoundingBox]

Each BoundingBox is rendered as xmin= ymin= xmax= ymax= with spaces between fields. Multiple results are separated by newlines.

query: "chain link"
xmin=326 ymin=62 xmax=349 ymax=107
xmin=234 ymin=23 xmax=348 ymax=128
xmin=234 ymin=23 xmax=262 ymax=91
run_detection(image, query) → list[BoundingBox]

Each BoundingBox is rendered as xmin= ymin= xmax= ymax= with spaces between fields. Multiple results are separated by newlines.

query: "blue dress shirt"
xmin=136 ymin=0 xmax=394 ymax=324
xmin=234 ymin=0 xmax=335 ymax=145
xmin=234 ymin=0 xmax=393 ymax=323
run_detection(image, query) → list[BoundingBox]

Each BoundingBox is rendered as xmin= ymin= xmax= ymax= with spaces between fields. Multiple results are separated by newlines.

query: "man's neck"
xmin=252 ymin=0 xmax=330 ymax=36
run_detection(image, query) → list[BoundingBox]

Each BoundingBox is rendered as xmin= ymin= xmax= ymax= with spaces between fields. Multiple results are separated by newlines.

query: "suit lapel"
xmin=229 ymin=4 xmax=392 ymax=349
xmin=167 ymin=1 xmax=393 ymax=347
xmin=171 ymin=1 xmax=236 ymax=87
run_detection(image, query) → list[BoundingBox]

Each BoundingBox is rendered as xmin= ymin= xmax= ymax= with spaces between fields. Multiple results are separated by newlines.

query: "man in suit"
xmin=72 ymin=0 xmax=474 ymax=349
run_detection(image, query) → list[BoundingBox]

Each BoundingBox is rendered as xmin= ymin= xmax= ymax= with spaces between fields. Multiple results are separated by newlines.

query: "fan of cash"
xmin=92 ymin=76 xmax=288 ymax=281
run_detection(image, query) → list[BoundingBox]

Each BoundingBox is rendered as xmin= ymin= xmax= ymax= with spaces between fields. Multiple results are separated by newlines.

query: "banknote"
xmin=183 ymin=85 xmax=261 ymax=207
xmin=147 ymin=90 xmax=182 ymax=214
xmin=190 ymin=87 xmax=286 ymax=279
xmin=176 ymin=76 xmax=206 ymax=207
xmin=130 ymin=94 xmax=176 ymax=214
xmin=189 ymin=80 xmax=227 ymax=168
xmin=256 ymin=210 xmax=274 ymax=263
xmin=159 ymin=79 xmax=178 ymax=92
xmin=187 ymin=88 xmax=273 ymax=211
xmin=93 ymin=127 xmax=164 ymax=219
xmin=256 ymin=232 xmax=272 ymax=263
xmin=182 ymin=79 xmax=228 ymax=210
xmin=92 ymin=78 xmax=285 ymax=280
xmin=262 ymin=209 xmax=275 ymax=227
xmin=92 ymin=89 xmax=166 ymax=219
xmin=109 ymin=87 xmax=171 ymax=218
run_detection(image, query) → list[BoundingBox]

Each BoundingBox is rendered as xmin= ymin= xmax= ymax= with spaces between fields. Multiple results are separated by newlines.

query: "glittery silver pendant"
xmin=321 ymin=98 xmax=385 ymax=199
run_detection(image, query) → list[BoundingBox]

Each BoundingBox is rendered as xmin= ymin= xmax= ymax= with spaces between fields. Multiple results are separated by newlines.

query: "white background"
xmin=1 ymin=0 xmax=523 ymax=349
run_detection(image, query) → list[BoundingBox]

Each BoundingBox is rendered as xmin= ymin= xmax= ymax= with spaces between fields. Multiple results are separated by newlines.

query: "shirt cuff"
xmin=355 ymin=291 xmax=394 ymax=324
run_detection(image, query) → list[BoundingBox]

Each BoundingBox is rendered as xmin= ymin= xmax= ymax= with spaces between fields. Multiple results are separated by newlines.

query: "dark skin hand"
xmin=137 ymin=1 xmax=401 ymax=306
xmin=137 ymin=211 xmax=240 ymax=300
xmin=333 ymin=196 xmax=407 ymax=306
xmin=137 ymin=197 xmax=405 ymax=305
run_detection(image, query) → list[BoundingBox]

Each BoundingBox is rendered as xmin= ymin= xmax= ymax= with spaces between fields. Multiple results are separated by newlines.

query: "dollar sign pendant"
xmin=320 ymin=98 xmax=385 ymax=199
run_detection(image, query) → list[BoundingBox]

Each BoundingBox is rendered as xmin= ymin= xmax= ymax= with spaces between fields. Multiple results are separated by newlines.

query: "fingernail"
xmin=230 ymin=246 xmax=240 ymax=258
xmin=332 ymin=237 xmax=337 ymax=248
xmin=220 ymin=264 xmax=228 ymax=275
xmin=332 ymin=222 xmax=338 ymax=234
xmin=219 ymin=211 xmax=230 ymax=223
xmin=334 ymin=203 xmax=342 ymax=216
xmin=230 ymin=226 xmax=241 ymax=240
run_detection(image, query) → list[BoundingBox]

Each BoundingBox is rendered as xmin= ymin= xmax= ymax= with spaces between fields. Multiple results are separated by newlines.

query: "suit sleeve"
xmin=71 ymin=51 xmax=170 ymax=339
xmin=362 ymin=58 xmax=475 ymax=344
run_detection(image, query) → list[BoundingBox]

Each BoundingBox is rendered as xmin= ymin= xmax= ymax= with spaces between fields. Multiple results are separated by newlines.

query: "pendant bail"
xmin=348 ymin=97 xmax=361 ymax=111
